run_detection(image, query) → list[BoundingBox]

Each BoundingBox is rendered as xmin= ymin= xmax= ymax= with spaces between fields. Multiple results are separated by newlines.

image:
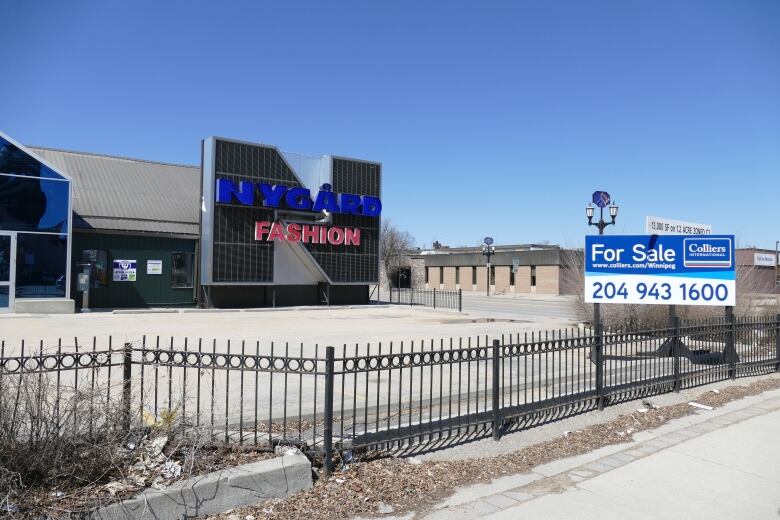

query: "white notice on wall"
xmin=754 ymin=253 xmax=778 ymax=267
xmin=147 ymin=260 xmax=163 ymax=275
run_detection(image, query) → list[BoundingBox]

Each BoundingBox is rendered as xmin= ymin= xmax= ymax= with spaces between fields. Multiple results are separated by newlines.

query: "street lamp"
xmin=482 ymin=240 xmax=495 ymax=297
xmin=586 ymin=193 xmax=618 ymax=411
xmin=586 ymin=201 xmax=619 ymax=235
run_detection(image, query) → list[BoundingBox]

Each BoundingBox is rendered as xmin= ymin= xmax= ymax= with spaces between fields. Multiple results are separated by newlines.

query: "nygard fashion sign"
xmin=255 ymin=221 xmax=361 ymax=246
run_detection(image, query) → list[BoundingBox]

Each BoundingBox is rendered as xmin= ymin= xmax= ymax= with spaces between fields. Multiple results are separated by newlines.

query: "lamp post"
xmin=482 ymin=238 xmax=495 ymax=297
xmin=586 ymin=201 xmax=619 ymax=236
xmin=586 ymin=195 xmax=618 ymax=411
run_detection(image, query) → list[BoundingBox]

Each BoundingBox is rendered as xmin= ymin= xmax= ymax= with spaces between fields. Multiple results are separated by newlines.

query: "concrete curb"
xmin=91 ymin=452 xmax=312 ymax=520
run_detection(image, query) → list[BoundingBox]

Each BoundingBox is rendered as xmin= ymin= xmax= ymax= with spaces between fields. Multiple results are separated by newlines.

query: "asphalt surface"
xmin=457 ymin=293 xmax=580 ymax=321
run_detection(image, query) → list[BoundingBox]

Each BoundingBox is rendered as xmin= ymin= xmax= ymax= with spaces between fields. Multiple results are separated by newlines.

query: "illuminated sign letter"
xmin=344 ymin=227 xmax=361 ymax=246
xmin=339 ymin=193 xmax=362 ymax=215
xmin=313 ymin=190 xmax=339 ymax=213
xmin=255 ymin=221 xmax=271 ymax=240
xmin=286 ymin=223 xmax=302 ymax=242
xmin=362 ymin=196 xmax=382 ymax=217
xmin=301 ymin=225 xmax=318 ymax=244
xmin=267 ymin=222 xmax=286 ymax=241
xmin=285 ymin=187 xmax=313 ymax=211
xmin=258 ymin=183 xmax=287 ymax=208
xmin=216 ymin=179 xmax=254 ymax=205
xmin=327 ymin=227 xmax=344 ymax=245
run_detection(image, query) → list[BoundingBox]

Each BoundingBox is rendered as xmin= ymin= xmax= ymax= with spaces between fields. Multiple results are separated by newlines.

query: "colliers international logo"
xmin=683 ymin=237 xmax=732 ymax=268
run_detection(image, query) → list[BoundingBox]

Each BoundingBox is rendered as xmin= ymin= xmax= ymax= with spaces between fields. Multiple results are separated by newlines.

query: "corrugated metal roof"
xmin=28 ymin=147 xmax=200 ymax=236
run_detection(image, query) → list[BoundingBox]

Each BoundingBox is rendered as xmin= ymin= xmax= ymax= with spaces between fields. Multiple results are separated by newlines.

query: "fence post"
xmin=323 ymin=346 xmax=335 ymax=478
xmin=725 ymin=306 xmax=736 ymax=379
xmin=122 ymin=342 xmax=132 ymax=432
xmin=594 ymin=304 xmax=605 ymax=411
xmin=433 ymin=288 xmax=437 ymax=309
xmin=410 ymin=288 xmax=414 ymax=307
xmin=458 ymin=289 xmax=462 ymax=313
xmin=672 ymin=316 xmax=681 ymax=392
xmin=775 ymin=314 xmax=780 ymax=372
xmin=491 ymin=339 xmax=501 ymax=441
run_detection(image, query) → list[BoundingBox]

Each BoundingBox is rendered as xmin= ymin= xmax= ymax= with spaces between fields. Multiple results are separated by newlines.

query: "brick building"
xmin=407 ymin=243 xmax=581 ymax=296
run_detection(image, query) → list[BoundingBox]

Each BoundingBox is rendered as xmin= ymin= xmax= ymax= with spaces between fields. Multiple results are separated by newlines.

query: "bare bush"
xmin=381 ymin=219 xmax=415 ymax=288
xmin=0 ymin=373 xmax=127 ymax=516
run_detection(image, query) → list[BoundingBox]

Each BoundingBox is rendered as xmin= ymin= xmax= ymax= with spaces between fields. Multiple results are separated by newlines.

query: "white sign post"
xmin=645 ymin=216 xmax=712 ymax=236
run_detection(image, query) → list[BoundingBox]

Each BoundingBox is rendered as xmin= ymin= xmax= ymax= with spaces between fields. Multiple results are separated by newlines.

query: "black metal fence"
xmin=1 ymin=314 xmax=778 ymax=474
xmin=388 ymin=287 xmax=462 ymax=311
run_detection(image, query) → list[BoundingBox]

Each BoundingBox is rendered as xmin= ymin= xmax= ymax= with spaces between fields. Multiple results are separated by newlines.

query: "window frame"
xmin=171 ymin=251 xmax=196 ymax=289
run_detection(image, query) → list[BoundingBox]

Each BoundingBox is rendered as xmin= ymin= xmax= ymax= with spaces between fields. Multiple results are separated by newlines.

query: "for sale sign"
xmin=584 ymin=235 xmax=735 ymax=306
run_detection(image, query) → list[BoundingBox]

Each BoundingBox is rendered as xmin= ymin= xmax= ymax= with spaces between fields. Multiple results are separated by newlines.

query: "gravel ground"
xmin=205 ymin=375 xmax=780 ymax=520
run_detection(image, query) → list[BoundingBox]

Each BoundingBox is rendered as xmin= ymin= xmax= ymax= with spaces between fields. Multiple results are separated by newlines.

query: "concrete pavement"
xmin=422 ymin=387 xmax=780 ymax=520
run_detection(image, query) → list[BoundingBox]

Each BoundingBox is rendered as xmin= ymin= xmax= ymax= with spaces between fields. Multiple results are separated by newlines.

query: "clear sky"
xmin=2 ymin=1 xmax=778 ymax=249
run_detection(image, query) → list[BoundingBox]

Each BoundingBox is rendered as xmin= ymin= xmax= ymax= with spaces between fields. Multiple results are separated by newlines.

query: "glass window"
xmin=490 ymin=265 xmax=496 ymax=285
xmin=455 ymin=267 xmax=460 ymax=285
xmin=0 ymin=137 xmax=66 ymax=180
xmin=171 ymin=252 xmax=195 ymax=288
xmin=0 ymin=235 xmax=10 ymax=281
xmin=0 ymin=176 xmax=69 ymax=233
xmin=510 ymin=268 xmax=515 ymax=286
xmin=16 ymin=233 xmax=68 ymax=298
xmin=531 ymin=266 xmax=537 ymax=287
xmin=439 ymin=267 xmax=443 ymax=284
xmin=472 ymin=266 xmax=477 ymax=285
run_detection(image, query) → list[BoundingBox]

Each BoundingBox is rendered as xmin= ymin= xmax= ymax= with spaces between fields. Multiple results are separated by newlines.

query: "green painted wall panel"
xmin=71 ymin=233 xmax=197 ymax=309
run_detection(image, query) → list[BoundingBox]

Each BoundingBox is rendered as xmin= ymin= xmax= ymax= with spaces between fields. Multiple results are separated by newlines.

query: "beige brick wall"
xmin=475 ymin=266 xmax=488 ymax=292
xmin=443 ymin=267 xmax=457 ymax=289
xmin=536 ymin=265 xmax=559 ymax=294
xmin=515 ymin=266 xmax=531 ymax=293
xmin=494 ymin=266 xmax=511 ymax=294
xmin=428 ymin=267 xmax=442 ymax=287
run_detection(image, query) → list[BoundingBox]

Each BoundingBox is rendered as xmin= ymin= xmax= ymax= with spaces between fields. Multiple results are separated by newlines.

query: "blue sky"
xmin=2 ymin=1 xmax=778 ymax=249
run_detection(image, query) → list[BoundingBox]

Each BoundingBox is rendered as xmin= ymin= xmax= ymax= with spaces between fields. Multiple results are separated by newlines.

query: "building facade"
xmin=0 ymin=131 xmax=380 ymax=312
xmin=390 ymin=244 xmax=583 ymax=296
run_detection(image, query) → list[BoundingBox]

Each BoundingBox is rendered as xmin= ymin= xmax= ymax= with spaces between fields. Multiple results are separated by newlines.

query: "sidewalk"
xmin=423 ymin=388 xmax=780 ymax=520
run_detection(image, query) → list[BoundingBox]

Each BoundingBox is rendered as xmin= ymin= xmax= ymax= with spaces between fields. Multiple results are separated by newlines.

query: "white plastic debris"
xmin=636 ymin=407 xmax=649 ymax=413
xmin=689 ymin=402 xmax=714 ymax=411
xmin=50 ymin=491 xmax=64 ymax=498
xmin=161 ymin=460 xmax=182 ymax=479
xmin=147 ymin=436 xmax=168 ymax=458
xmin=335 ymin=478 xmax=346 ymax=484
xmin=407 ymin=456 xmax=423 ymax=465
xmin=711 ymin=389 xmax=720 ymax=394
xmin=378 ymin=502 xmax=395 ymax=514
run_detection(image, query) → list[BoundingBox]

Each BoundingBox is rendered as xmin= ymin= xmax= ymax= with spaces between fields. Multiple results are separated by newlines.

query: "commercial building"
xmin=736 ymin=247 xmax=780 ymax=294
xmin=383 ymin=243 xmax=582 ymax=296
xmin=0 ymin=131 xmax=381 ymax=313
